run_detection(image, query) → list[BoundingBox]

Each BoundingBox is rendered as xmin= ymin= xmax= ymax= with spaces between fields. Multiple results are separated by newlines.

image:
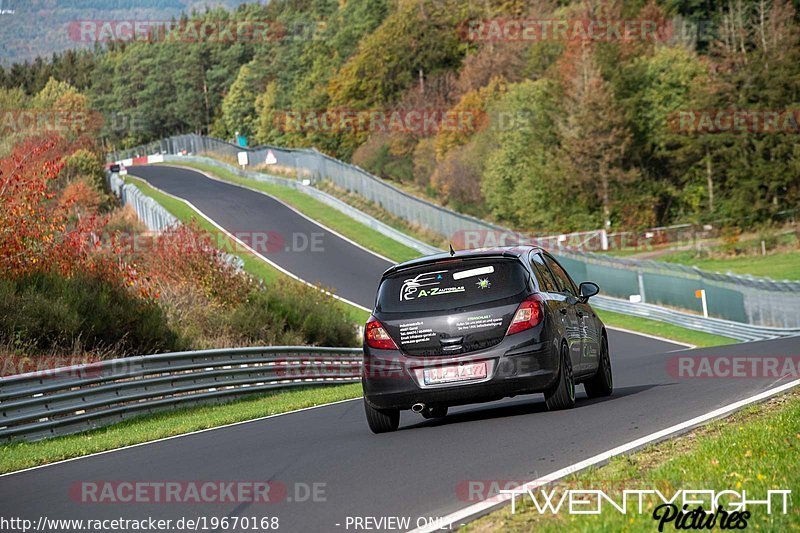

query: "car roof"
xmin=382 ymin=246 xmax=545 ymax=277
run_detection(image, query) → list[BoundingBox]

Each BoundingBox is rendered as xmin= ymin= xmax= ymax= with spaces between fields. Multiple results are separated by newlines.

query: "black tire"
xmin=364 ymin=398 xmax=400 ymax=433
xmin=584 ymin=336 xmax=613 ymax=398
xmin=545 ymin=343 xmax=576 ymax=410
xmin=421 ymin=405 xmax=448 ymax=419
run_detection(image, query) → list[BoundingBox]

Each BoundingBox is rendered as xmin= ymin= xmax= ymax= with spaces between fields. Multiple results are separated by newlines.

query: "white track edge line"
xmin=0 ymin=398 xmax=361 ymax=478
xmin=4 ymin=172 xmax=752 ymax=479
xmin=138 ymin=168 xmax=693 ymax=348
xmin=408 ymin=377 xmax=800 ymax=533
xmin=158 ymin=163 xmax=397 ymax=264
xmin=605 ymin=326 xmax=695 ymax=349
xmin=126 ymin=173 xmax=371 ymax=313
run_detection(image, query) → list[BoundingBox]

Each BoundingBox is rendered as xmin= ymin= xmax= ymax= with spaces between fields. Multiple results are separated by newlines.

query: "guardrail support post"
xmin=637 ymin=271 xmax=646 ymax=304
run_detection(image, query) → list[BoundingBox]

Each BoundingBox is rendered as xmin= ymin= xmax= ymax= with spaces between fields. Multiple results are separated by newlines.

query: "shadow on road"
xmin=402 ymin=383 xmax=667 ymax=430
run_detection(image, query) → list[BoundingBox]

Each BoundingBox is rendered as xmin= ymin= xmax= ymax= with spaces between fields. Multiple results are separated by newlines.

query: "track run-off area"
xmin=1 ymin=164 xmax=797 ymax=532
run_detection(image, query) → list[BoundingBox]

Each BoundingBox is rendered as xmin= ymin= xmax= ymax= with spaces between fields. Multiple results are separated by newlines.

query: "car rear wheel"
xmin=364 ymin=398 xmax=400 ymax=433
xmin=545 ymin=343 xmax=576 ymax=410
xmin=421 ymin=405 xmax=448 ymax=419
xmin=584 ymin=336 xmax=613 ymax=398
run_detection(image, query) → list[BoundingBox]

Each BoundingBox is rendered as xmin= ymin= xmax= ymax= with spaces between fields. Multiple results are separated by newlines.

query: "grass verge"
xmin=129 ymin=172 xmax=734 ymax=344
xmin=315 ymin=179 xmax=449 ymax=250
xmin=0 ymin=383 xmax=362 ymax=475
xmin=596 ymin=309 xmax=736 ymax=348
xmin=159 ymin=161 xmax=422 ymax=263
xmin=62 ymin=169 xmax=736 ymax=479
xmin=467 ymin=387 xmax=800 ymax=532
xmin=126 ymin=175 xmax=369 ymax=325
xmin=660 ymin=248 xmax=800 ymax=280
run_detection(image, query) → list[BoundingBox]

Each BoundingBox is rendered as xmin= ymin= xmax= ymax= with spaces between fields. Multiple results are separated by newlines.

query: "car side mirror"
xmin=579 ymin=282 xmax=599 ymax=301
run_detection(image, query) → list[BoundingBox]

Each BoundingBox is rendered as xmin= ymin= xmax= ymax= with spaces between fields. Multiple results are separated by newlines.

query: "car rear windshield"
xmin=376 ymin=259 xmax=529 ymax=313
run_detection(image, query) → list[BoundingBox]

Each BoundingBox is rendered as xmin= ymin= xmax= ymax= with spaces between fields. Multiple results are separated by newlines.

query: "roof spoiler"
xmin=382 ymin=250 xmax=522 ymax=278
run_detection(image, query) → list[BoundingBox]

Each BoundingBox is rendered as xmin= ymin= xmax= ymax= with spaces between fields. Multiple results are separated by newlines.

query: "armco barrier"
xmin=591 ymin=296 xmax=800 ymax=343
xmin=0 ymin=347 xmax=362 ymax=443
xmin=107 ymin=170 xmax=245 ymax=270
xmin=109 ymin=135 xmax=800 ymax=327
xmin=109 ymin=171 xmax=179 ymax=232
xmin=119 ymin=156 xmax=798 ymax=341
xmin=159 ymin=155 xmax=441 ymax=257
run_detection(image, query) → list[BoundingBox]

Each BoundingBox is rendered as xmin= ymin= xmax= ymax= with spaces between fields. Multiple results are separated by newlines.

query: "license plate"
xmin=423 ymin=362 xmax=487 ymax=385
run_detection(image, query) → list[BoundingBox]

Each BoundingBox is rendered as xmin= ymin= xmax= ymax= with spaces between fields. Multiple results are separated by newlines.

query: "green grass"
xmin=71 ymin=169 xmax=741 ymax=479
xmin=0 ymin=383 xmax=363 ymax=474
xmin=596 ymin=309 xmax=736 ymax=348
xmin=128 ymin=173 xmax=735 ymax=344
xmin=315 ymin=179 xmax=449 ymax=249
xmin=159 ymin=161 xmax=422 ymax=263
xmin=125 ymin=175 xmax=369 ymax=324
xmin=659 ymin=248 xmax=800 ymax=280
xmin=468 ymin=388 xmax=800 ymax=532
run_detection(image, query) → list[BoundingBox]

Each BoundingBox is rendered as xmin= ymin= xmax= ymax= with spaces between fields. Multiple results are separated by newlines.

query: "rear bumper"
xmin=363 ymin=329 xmax=560 ymax=410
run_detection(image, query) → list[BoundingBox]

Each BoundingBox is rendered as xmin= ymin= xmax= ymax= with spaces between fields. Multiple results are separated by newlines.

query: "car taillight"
xmin=365 ymin=316 xmax=398 ymax=350
xmin=506 ymin=295 xmax=544 ymax=336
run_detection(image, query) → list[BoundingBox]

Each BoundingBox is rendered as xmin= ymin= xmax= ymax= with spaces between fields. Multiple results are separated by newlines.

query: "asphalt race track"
xmin=128 ymin=164 xmax=394 ymax=309
xmin=1 ymin=165 xmax=797 ymax=532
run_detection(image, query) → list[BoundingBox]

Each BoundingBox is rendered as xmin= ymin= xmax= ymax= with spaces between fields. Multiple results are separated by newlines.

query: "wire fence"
xmin=110 ymin=135 xmax=800 ymax=327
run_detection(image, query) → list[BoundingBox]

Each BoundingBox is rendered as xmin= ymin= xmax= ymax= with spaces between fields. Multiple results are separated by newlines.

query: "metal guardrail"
xmin=107 ymin=170 xmax=246 ymax=270
xmin=591 ymin=296 xmax=800 ymax=342
xmin=109 ymin=171 xmax=179 ymax=232
xmin=115 ymin=156 xmax=800 ymax=338
xmin=110 ymin=135 xmax=800 ymax=326
xmin=159 ymin=155 xmax=441 ymax=257
xmin=0 ymin=347 xmax=362 ymax=443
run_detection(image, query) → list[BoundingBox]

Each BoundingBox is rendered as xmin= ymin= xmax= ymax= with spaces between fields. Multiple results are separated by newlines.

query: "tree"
xmin=480 ymin=79 xmax=590 ymax=230
xmin=31 ymin=77 xmax=79 ymax=109
xmin=216 ymin=62 xmax=260 ymax=140
xmin=327 ymin=0 xmax=464 ymax=109
xmin=557 ymin=42 xmax=639 ymax=230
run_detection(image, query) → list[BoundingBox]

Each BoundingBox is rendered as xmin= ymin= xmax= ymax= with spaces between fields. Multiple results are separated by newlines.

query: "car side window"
xmin=530 ymin=253 xmax=558 ymax=292
xmin=543 ymin=254 xmax=578 ymax=296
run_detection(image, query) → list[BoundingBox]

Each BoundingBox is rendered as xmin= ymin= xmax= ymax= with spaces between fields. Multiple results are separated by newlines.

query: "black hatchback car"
xmin=362 ymin=246 xmax=612 ymax=433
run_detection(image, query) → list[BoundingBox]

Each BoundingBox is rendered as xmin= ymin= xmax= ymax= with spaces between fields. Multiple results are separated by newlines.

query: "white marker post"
xmin=237 ymin=151 xmax=248 ymax=169
xmin=695 ymin=289 xmax=708 ymax=318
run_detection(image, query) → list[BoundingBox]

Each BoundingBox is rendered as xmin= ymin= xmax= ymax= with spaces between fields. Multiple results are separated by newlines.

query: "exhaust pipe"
xmin=411 ymin=403 xmax=425 ymax=413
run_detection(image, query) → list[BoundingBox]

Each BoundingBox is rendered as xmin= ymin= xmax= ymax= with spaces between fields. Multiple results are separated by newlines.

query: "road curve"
xmin=129 ymin=164 xmax=393 ymax=309
xmin=1 ymin=165 xmax=797 ymax=532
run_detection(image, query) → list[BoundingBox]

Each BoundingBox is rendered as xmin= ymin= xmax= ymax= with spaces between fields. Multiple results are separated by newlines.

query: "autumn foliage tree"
xmin=556 ymin=41 xmax=639 ymax=230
